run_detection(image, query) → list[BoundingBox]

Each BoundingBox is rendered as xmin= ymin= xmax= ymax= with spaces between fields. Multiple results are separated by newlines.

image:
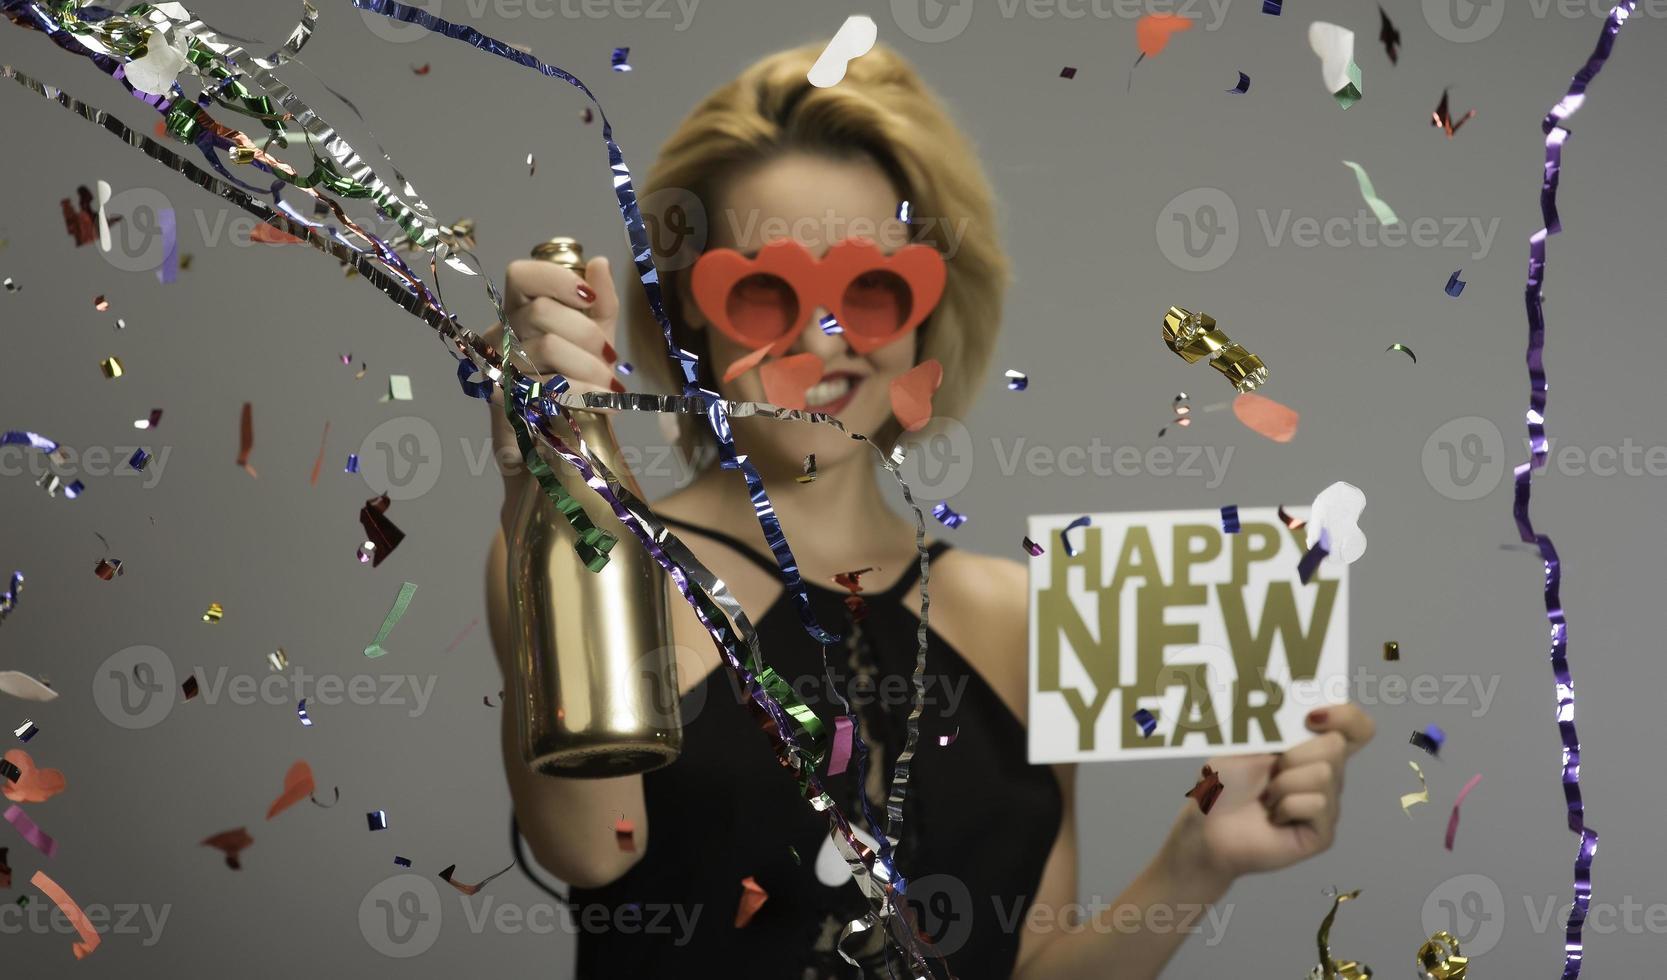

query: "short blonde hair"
xmin=623 ymin=41 xmax=1008 ymax=455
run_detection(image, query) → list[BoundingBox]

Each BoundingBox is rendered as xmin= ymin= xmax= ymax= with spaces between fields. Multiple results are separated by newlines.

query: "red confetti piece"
xmin=0 ymin=846 xmax=10 ymax=888
xmin=614 ymin=816 xmax=636 ymax=852
xmin=411 ymin=63 xmax=431 ymax=75
xmin=309 ymin=420 xmax=330 ymax=486
xmin=1233 ymin=392 xmax=1300 ymax=443
xmin=236 ymin=402 xmax=256 ymax=477
xmin=358 ymin=494 xmax=406 ymax=567
xmin=734 ymin=876 xmax=768 ymax=927
xmin=248 ymin=222 xmax=303 ymax=245
xmin=439 ymin=860 xmax=514 ymax=896
xmin=1137 ymin=13 xmax=1193 ymax=58
xmin=265 ymin=760 xmax=315 ymax=820
xmin=759 ymin=352 xmax=824 ymax=411
xmin=1185 ymin=765 xmax=1223 ymax=814
xmin=890 ymin=358 xmax=943 ymax=432
xmin=1 ymin=749 xmax=66 ymax=803
xmin=201 ymin=827 xmax=253 ymax=869
xmin=1444 ymin=773 xmax=1483 ymax=850
xmin=30 ymin=871 xmax=100 ymax=958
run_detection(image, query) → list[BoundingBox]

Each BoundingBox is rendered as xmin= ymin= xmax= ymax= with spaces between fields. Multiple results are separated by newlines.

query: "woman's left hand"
xmin=1168 ymin=703 xmax=1376 ymax=886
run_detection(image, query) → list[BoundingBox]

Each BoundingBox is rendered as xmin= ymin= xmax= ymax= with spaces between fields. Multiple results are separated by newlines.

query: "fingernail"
xmin=576 ymin=283 xmax=597 ymax=303
xmin=1308 ymin=709 xmax=1329 ymax=725
xmin=602 ymin=342 xmax=617 ymax=363
xmin=610 ymin=379 xmax=626 ymax=394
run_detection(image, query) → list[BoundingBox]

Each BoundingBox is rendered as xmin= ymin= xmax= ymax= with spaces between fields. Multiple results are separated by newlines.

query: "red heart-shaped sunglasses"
xmin=690 ymin=238 xmax=947 ymax=361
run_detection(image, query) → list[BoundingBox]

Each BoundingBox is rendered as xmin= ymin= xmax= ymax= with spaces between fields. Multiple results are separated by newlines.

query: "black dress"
xmin=561 ymin=518 xmax=1064 ymax=979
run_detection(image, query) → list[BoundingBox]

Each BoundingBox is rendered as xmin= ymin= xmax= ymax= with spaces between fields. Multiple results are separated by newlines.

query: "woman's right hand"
xmin=486 ymin=254 xmax=623 ymax=488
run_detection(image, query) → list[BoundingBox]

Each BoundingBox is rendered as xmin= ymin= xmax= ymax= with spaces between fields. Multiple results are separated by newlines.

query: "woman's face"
xmin=688 ymin=151 xmax=922 ymax=474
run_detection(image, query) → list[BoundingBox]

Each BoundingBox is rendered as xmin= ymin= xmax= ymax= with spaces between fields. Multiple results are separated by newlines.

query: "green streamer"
xmin=363 ymin=581 xmax=418 ymax=658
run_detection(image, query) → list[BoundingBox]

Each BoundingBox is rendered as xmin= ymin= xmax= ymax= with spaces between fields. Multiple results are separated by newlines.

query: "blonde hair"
xmin=623 ymin=41 xmax=1008 ymax=455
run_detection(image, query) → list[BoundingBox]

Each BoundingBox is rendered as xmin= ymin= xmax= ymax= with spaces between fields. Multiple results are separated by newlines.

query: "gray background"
xmin=2 ymin=0 xmax=1664 ymax=975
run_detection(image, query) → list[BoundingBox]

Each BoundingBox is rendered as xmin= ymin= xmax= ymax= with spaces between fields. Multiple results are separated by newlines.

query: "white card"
xmin=1028 ymin=507 xmax=1348 ymax=763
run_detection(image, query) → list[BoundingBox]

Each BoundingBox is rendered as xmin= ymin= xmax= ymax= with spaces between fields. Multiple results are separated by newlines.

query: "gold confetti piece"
xmin=99 ymin=356 xmax=123 ymax=379
xmin=1162 ymin=307 xmax=1267 ymax=393
xmin=267 ymin=649 xmax=288 ymax=672
xmin=1400 ymin=760 xmax=1430 ymax=816
xmin=527 ymin=152 xmax=536 ymax=176
xmin=1387 ymin=342 xmax=1417 ymax=362
xmin=1308 ymin=888 xmax=1372 ymax=980
xmin=202 ymin=602 xmax=223 ymax=623
xmin=1417 ymin=930 xmax=1469 ymax=979
xmin=1383 ymin=641 xmax=1400 ymax=661
xmin=385 ymin=375 xmax=413 ymax=401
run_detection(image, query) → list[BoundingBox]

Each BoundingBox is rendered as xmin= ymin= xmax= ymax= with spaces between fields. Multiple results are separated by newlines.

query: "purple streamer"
xmin=1515 ymin=6 xmax=1633 ymax=976
xmin=155 ymin=207 xmax=178 ymax=284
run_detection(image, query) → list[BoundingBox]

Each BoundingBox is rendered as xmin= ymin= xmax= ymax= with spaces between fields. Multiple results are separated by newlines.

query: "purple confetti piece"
xmin=1004 ymin=369 xmax=1029 ymax=391
xmin=128 ymin=447 xmax=149 ymax=471
xmin=1220 ymin=505 xmax=1240 ymax=534
xmin=366 ymin=809 xmax=388 ymax=831
xmin=1133 ymin=708 xmax=1157 ymax=738
xmin=1228 ymin=71 xmax=1250 ymax=94
xmin=1410 ymin=727 xmax=1444 ymax=757
xmin=297 ymin=699 xmax=312 ymax=727
xmin=615 ymin=361 xmax=634 ymax=376
xmin=896 ymin=200 xmax=912 ymax=222
xmin=1061 ymin=516 xmax=1092 ymax=557
xmin=827 ymin=716 xmax=853 ymax=776
xmin=1022 ymin=536 xmax=1044 ymax=557
xmin=0 ymin=759 xmax=18 ymax=782
xmin=1514 ymin=7 xmax=1630 ymax=976
xmin=1445 ymin=269 xmax=1466 ymax=297
xmin=1262 ymin=0 xmax=1281 ymax=13
xmin=1059 ymin=66 xmax=1077 ymax=79
xmin=818 ymin=314 xmax=843 ymax=336
xmin=931 ymin=501 xmax=968 ymax=530
xmin=13 ymin=720 xmax=38 ymax=743
xmin=345 ymin=453 xmax=359 ymax=473
xmin=3 ymin=804 xmax=58 ymax=857
xmin=394 ymin=855 xmax=412 ymax=867
xmin=610 ymin=46 xmax=631 ymax=72
xmin=1297 ymin=528 xmax=1330 ymax=584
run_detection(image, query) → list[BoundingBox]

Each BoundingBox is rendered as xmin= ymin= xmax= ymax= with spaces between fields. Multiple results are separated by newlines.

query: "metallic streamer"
xmin=1514 ymin=6 xmax=1632 ymax=975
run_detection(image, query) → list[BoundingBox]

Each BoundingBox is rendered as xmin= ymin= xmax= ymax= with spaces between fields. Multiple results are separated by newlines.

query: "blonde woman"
xmin=486 ymin=42 xmax=1374 ymax=980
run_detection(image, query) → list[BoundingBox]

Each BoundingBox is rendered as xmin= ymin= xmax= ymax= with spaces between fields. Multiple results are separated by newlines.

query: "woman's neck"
xmin=662 ymin=446 xmax=920 ymax=579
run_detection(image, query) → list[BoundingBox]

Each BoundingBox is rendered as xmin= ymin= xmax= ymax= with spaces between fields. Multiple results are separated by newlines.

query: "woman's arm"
xmin=1012 ymin=705 xmax=1376 ymax=979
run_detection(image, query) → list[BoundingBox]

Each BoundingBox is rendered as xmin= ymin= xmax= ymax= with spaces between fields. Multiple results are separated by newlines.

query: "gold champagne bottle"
xmin=505 ymin=236 xmax=681 ymax=777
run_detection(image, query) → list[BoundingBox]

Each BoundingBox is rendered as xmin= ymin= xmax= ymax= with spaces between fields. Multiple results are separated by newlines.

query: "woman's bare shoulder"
xmin=911 ymin=545 xmax=1031 ymax=718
